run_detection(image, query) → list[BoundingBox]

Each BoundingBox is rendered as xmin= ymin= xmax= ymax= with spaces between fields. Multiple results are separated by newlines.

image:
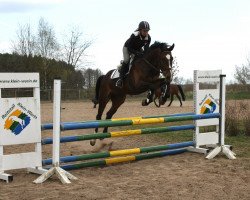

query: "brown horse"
xmin=91 ymin=42 xmax=174 ymax=146
xmin=154 ymin=84 xmax=186 ymax=107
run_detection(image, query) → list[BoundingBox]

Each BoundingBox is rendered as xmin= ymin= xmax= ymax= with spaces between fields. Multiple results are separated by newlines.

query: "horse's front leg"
xmin=145 ymin=78 xmax=167 ymax=90
xmin=141 ymin=78 xmax=167 ymax=106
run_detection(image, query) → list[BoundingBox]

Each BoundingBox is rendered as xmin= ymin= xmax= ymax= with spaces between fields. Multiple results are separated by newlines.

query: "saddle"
xmin=111 ymin=59 xmax=135 ymax=79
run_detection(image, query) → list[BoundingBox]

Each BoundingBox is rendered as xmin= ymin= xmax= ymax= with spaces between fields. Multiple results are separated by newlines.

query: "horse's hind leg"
xmin=167 ymin=95 xmax=174 ymax=107
xmin=103 ymin=94 xmax=126 ymax=133
xmin=95 ymin=94 xmax=125 ymax=151
xmin=90 ymin=95 xmax=110 ymax=146
xmin=176 ymin=94 xmax=182 ymax=107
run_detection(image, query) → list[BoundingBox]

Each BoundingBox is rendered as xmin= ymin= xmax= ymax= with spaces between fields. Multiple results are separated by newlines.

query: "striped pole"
xmin=42 ymin=141 xmax=194 ymax=165
xmin=41 ymin=112 xmax=194 ymax=130
xmin=59 ymin=113 xmax=220 ymax=131
xmin=60 ymin=148 xmax=188 ymax=170
xmin=42 ymin=124 xmax=195 ymax=145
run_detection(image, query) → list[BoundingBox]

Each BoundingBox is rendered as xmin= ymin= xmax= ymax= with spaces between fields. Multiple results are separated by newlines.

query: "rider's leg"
xmin=116 ymin=47 xmax=130 ymax=88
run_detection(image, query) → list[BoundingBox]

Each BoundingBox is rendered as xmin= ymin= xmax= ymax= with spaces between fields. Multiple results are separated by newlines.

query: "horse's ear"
xmin=168 ymin=43 xmax=175 ymax=51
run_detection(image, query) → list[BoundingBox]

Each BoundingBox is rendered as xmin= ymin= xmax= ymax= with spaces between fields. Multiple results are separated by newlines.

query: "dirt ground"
xmin=1 ymin=100 xmax=250 ymax=200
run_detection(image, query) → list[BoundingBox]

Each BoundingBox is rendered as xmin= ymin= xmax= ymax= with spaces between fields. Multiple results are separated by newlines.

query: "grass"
xmin=226 ymin=91 xmax=250 ymax=99
xmin=225 ymin=135 xmax=250 ymax=157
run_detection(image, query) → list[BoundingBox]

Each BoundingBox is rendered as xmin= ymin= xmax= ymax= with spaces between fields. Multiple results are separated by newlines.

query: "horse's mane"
xmin=148 ymin=41 xmax=169 ymax=52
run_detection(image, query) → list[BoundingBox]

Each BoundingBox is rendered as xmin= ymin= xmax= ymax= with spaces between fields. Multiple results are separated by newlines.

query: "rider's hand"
xmin=135 ymin=51 xmax=143 ymax=57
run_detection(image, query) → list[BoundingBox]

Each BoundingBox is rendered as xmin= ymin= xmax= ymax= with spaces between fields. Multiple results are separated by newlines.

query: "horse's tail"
xmin=177 ymin=85 xmax=186 ymax=101
xmin=93 ymin=75 xmax=104 ymax=103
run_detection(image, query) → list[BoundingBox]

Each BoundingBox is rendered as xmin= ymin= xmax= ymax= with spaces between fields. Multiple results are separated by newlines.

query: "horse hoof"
xmin=142 ymin=99 xmax=152 ymax=106
xmin=142 ymin=99 xmax=148 ymax=106
xmin=90 ymin=140 xmax=96 ymax=146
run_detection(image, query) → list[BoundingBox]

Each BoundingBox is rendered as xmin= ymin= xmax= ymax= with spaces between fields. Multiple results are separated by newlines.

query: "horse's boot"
xmin=142 ymin=89 xmax=154 ymax=106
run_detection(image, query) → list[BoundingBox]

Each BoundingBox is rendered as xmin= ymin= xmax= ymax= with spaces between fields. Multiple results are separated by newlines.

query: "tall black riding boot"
xmin=116 ymin=63 xmax=128 ymax=88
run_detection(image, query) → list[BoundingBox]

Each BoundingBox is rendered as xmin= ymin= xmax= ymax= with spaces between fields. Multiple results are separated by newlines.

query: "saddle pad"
xmin=110 ymin=69 xmax=120 ymax=79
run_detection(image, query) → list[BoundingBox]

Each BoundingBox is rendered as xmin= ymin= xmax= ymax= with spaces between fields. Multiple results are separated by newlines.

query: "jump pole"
xmin=41 ymin=112 xmax=195 ymax=130
xmin=34 ymin=79 xmax=77 ymax=184
xmin=60 ymin=148 xmax=188 ymax=171
xmin=42 ymin=141 xmax=195 ymax=166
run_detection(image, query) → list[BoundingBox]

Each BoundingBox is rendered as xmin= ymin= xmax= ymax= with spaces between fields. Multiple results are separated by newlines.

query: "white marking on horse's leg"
xmin=91 ymin=139 xmax=114 ymax=152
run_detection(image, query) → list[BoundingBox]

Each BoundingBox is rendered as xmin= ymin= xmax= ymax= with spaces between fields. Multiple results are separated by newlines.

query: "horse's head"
xmin=145 ymin=42 xmax=175 ymax=83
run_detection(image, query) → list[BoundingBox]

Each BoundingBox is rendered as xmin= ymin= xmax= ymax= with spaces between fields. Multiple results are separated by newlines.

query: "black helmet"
xmin=136 ymin=21 xmax=150 ymax=31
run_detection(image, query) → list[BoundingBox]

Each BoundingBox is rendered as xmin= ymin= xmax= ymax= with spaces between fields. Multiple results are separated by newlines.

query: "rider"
xmin=116 ymin=21 xmax=151 ymax=88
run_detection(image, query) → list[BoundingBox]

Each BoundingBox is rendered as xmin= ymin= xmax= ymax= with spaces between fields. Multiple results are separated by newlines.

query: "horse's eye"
xmin=166 ymin=54 xmax=171 ymax=60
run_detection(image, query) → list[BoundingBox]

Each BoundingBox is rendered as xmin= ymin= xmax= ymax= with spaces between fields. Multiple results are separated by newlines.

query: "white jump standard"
xmin=188 ymin=70 xmax=235 ymax=159
xmin=0 ymin=73 xmax=46 ymax=182
xmin=33 ymin=79 xmax=77 ymax=184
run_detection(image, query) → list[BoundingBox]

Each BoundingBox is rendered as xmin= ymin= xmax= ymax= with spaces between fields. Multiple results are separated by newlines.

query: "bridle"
xmin=142 ymin=54 xmax=172 ymax=75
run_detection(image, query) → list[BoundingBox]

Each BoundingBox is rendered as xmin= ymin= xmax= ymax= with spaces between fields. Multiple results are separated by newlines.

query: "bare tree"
xmin=62 ymin=26 xmax=92 ymax=69
xmin=83 ymin=68 xmax=103 ymax=89
xmin=12 ymin=23 xmax=35 ymax=56
xmin=234 ymin=58 xmax=250 ymax=84
xmin=171 ymin=56 xmax=179 ymax=81
xmin=35 ymin=18 xmax=59 ymax=58
xmin=35 ymin=18 xmax=60 ymax=88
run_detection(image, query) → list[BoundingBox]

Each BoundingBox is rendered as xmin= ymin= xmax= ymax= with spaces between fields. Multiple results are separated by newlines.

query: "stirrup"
xmin=116 ymin=79 xmax=123 ymax=88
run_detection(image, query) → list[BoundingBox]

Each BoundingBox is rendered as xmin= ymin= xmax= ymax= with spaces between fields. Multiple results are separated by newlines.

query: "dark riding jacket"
xmin=124 ymin=31 xmax=151 ymax=55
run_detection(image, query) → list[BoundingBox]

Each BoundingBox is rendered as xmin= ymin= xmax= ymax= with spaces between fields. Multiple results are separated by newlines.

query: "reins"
xmin=142 ymin=58 xmax=171 ymax=74
xmin=142 ymin=58 xmax=161 ymax=73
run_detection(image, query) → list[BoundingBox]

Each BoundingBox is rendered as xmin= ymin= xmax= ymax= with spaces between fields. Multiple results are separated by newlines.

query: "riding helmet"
xmin=136 ymin=21 xmax=150 ymax=31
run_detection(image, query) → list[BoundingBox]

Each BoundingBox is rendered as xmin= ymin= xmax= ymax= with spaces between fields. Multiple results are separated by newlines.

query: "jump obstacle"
xmin=0 ymin=70 xmax=236 ymax=184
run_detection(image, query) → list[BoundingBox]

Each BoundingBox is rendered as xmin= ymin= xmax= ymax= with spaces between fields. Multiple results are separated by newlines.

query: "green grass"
xmin=226 ymin=91 xmax=250 ymax=100
xmin=155 ymin=129 xmax=193 ymax=142
xmin=225 ymin=135 xmax=250 ymax=157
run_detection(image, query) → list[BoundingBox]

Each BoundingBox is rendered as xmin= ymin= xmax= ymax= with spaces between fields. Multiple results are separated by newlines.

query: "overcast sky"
xmin=0 ymin=0 xmax=250 ymax=81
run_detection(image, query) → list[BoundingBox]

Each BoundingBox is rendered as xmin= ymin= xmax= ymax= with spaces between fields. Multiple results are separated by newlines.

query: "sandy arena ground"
xmin=1 ymin=100 xmax=250 ymax=200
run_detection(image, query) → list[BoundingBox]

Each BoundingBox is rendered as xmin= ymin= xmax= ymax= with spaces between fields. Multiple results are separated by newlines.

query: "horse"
xmin=91 ymin=42 xmax=175 ymax=146
xmin=153 ymin=84 xmax=186 ymax=107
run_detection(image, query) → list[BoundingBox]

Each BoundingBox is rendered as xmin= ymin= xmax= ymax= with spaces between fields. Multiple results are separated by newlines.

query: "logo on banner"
xmin=4 ymin=109 xmax=31 ymax=135
xmin=200 ymin=98 xmax=217 ymax=114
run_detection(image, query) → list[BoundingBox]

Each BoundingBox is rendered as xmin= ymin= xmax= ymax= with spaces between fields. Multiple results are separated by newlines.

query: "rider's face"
xmin=140 ymin=29 xmax=149 ymax=37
